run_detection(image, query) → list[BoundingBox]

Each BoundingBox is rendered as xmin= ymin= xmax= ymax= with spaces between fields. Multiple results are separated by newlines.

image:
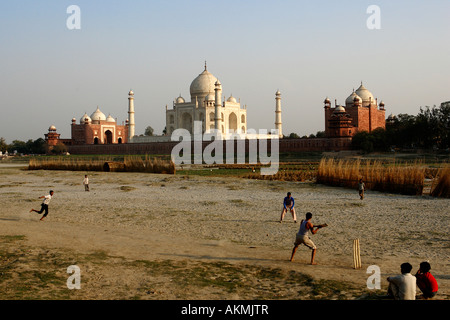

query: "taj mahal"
xmin=132 ymin=62 xmax=282 ymax=143
xmin=45 ymin=62 xmax=388 ymax=154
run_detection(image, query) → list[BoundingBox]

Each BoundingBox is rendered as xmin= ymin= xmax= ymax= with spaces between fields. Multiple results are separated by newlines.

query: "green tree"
xmin=51 ymin=143 xmax=68 ymax=155
xmin=144 ymin=126 xmax=154 ymax=136
xmin=0 ymin=137 xmax=8 ymax=153
xmin=315 ymin=131 xmax=326 ymax=138
xmin=8 ymin=140 xmax=28 ymax=154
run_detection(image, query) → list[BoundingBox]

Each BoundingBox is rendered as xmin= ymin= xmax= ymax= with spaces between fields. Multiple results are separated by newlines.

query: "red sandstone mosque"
xmin=324 ymin=82 xmax=386 ymax=138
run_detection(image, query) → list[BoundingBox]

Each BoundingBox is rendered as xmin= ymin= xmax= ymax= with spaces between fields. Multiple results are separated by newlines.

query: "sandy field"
xmin=0 ymin=163 xmax=448 ymax=300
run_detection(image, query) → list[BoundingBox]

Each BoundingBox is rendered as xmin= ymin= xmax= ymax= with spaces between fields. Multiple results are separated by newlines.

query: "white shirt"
xmin=83 ymin=177 xmax=89 ymax=185
xmin=42 ymin=194 xmax=52 ymax=205
xmin=389 ymin=273 xmax=416 ymax=300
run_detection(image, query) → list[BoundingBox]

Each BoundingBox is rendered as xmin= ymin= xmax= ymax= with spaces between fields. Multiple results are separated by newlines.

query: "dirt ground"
xmin=0 ymin=164 xmax=448 ymax=300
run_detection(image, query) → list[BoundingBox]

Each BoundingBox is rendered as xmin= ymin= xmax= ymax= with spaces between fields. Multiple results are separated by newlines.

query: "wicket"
xmin=353 ymin=239 xmax=362 ymax=269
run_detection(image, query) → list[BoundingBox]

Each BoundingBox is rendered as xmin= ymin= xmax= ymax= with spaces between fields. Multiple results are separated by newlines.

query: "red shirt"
xmin=416 ymin=272 xmax=438 ymax=293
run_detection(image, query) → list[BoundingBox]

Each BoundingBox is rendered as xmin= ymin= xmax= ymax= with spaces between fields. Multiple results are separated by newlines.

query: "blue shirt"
xmin=283 ymin=196 xmax=294 ymax=209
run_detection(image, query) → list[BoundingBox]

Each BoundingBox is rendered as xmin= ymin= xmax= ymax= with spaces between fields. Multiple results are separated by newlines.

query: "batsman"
xmin=290 ymin=212 xmax=327 ymax=265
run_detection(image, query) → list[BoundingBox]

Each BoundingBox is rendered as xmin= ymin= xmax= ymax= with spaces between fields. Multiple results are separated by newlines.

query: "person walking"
xmin=358 ymin=178 xmax=365 ymax=200
xmin=30 ymin=190 xmax=54 ymax=221
xmin=290 ymin=212 xmax=326 ymax=265
xmin=280 ymin=192 xmax=296 ymax=223
xmin=83 ymin=175 xmax=90 ymax=192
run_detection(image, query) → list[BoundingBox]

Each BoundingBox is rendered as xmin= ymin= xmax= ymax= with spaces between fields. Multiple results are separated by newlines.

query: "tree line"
xmin=0 ymin=138 xmax=47 ymax=155
xmin=352 ymin=103 xmax=450 ymax=153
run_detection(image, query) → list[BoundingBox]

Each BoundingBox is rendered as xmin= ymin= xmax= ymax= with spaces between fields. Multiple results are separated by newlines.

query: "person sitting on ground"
xmin=415 ymin=261 xmax=438 ymax=299
xmin=387 ymin=262 xmax=416 ymax=300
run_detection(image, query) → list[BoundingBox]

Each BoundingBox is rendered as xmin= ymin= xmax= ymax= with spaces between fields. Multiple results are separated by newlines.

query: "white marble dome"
xmin=190 ymin=67 xmax=218 ymax=101
xmin=90 ymin=107 xmax=106 ymax=121
xmin=176 ymin=95 xmax=185 ymax=104
xmin=106 ymin=114 xmax=116 ymax=123
xmin=345 ymin=90 xmax=361 ymax=105
xmin=227 ymin=95 xmax=237 ymax=103
xmin=355 ymin=83 xmax=375 ymax=103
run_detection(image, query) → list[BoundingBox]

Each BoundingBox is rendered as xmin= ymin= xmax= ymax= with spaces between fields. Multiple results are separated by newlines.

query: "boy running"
xmin=30 ymin=190 xmax=54 ymax=221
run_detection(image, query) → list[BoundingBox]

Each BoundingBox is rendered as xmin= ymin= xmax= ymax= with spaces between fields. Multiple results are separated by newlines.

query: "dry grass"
xmin=123 ymin=155 xmax=175 ymax=174
xmin=316 ymin=158 xmax=425 ymax=195
xmin=28 ymin=155 xmax=175 ymax=175
xmin=431 ymin=167 xmax=450 ymax=198
xmin=28 ymin=156 xmax=107 ymax=171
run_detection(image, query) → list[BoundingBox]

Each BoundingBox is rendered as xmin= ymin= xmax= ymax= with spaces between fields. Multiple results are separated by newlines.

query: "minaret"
xmin=214 ymin=80 xmax=222 ymax=131
xmin=128 ymin=90 xmax=135 ymax=141
xmin=275 ymin=90 xmax=282 ymax=138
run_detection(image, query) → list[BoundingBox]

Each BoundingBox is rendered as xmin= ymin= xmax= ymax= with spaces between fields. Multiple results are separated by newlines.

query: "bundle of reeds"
xmin=431 ymin=167 xmax=450 ymax=198
xmin=316 ymin=158 xmax=425 ymax=195
xmin=123 ymin=155 xmax=176 ymax=174
xmin=29 ymin=155 xmax=175 ymax=174
xmin=28 ymin=156 xmax=107 ymax=171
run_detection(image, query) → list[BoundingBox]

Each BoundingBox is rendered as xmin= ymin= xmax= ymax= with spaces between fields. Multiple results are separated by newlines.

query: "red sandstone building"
xmin=324 ymin=82 xmax=386 ymax=138
xmin=71 ymin=106 xmax=129 ymax=145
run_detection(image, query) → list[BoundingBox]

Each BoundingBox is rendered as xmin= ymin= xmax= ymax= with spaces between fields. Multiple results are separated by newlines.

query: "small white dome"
xmin=345 ymin=90 xmax=361 ymax=105
xmin=176 ymin=95 xmax=185 ymax=104
xmin=129 ymin=90 xmax=134 ymax=96
xmin=49 ymin=125 xmax=56 ymax=131
xmin=80 ymin=113 xmax=92 ymax=123
xmin=205 ymin=94 xmax=215 ymax=101
xmin=334 ymin=105 xmax=346 ymax=113
xmin=90 ymin=107 xmax=106 ymax=121
xmin=106 ymin=115 xmax=116 ymax=123
xmin=227 ymin=95 xmax=237 ymax=103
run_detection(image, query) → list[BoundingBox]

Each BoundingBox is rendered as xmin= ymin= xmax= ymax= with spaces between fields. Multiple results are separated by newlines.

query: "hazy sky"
xmin=0 ymin=0 xmax=449 ymax=143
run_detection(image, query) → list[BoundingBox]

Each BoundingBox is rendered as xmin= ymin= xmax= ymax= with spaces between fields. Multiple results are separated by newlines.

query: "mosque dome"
xmin=355 ymin=83 xmax=375 ymax=102
xmin=190 ymin=66 xmax=218 ymax=101
xmin=90 ymin=107 xmax=106 ymax=122
xmin=80 ymin=113 xmax=92 ymax=123
xmin=334 ymin=105 xmax=346 ymax=113
xmin=353 ymin=95 xmax=362 ymax=104
xmin=129 ymin=90 xmax=134 ymax=96
xmin=324 ymin=97 xmax=330 ymax=104
xmin=345 ymin=90 xmax=361 ymax=106
xmin=227 ymin=95 xmax=237 ymax=103
xmin=106 ymin=114 xmax=116 ymax=123
xmin=49 ymin=125 xmax=56 ymax=131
